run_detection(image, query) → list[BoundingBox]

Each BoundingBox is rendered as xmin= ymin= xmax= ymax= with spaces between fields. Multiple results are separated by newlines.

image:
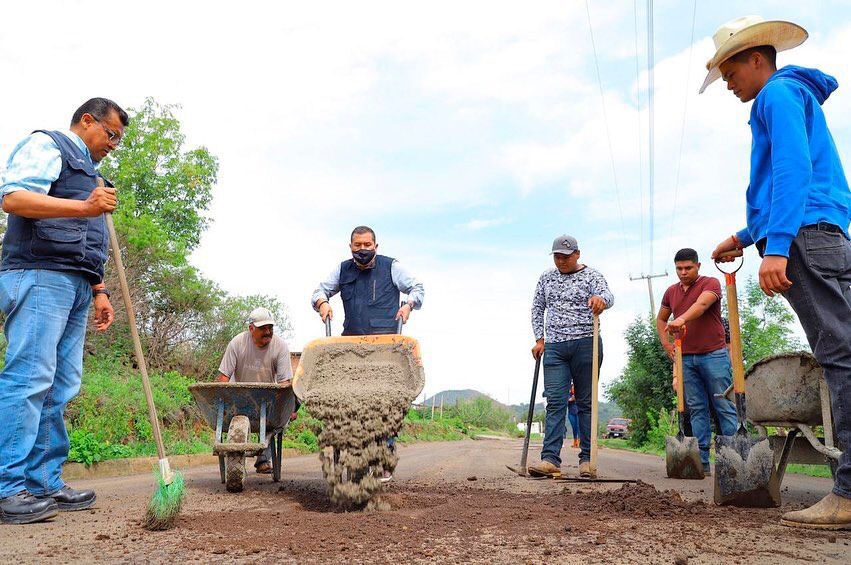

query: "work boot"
xmin=573 ymin=438 xmax=580 ymax=449
xmin=37 ymin=486 xmax=96 ymax=511
xmin=527 ymin=460 xmax=561 ymax=477
xmin=255 ymin=462 xmax=272 ymax=474
xmin=579 ymin=461 xmax=595 ymax=478
xmin=780 ymin=493 xmax=851 ymax=530
xmin=0 ymin=491 xmax=58 ymax=524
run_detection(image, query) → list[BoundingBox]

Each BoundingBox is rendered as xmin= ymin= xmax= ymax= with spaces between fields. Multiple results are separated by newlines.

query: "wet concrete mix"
xmin=301 ymin=344 xmax=422 ymax=507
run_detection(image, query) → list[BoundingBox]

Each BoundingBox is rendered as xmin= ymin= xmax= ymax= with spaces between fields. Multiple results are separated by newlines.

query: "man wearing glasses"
xmin=0 ymin=98 xmax=127 ymax=524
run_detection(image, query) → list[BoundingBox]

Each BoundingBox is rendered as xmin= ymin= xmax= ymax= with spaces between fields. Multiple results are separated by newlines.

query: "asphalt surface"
xmin=0 ymin=438 xmax=848 ymax=564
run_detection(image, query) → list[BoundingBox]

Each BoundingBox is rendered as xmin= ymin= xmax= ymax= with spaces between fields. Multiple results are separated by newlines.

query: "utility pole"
xmin=630 ymin=272 xmax=668 ymax=319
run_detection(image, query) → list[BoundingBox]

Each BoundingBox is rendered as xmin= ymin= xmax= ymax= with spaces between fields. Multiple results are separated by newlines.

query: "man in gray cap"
xmin=529 ymin=235 xmax=613 ymax=478
xmin=217 ymin=307 xmax=295 ymax=473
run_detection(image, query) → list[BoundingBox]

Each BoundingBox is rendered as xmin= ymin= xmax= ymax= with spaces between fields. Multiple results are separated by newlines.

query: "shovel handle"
xmin=723 ymin=266 xmax=747 ymax=395
xmin=674 ymin=327 xmax=686 ymax=413
xmin=590 ymin=314 xmax=600 ymax=475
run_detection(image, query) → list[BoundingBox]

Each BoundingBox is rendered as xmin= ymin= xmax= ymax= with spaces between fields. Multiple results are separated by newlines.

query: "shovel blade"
xmin=665 ymin=435 xmax=704 ymax=479
xmin=714 ymin=434 xmax=780 ymax=507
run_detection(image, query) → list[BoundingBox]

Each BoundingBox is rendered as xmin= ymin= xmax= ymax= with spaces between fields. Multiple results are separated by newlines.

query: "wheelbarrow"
xmin=292 ymin=319 xmax=425 ymax=504
xmin=723 ymin=352 xmax=842 ymax=489
xmin=189 ymin=382 xmax=296 ymax=492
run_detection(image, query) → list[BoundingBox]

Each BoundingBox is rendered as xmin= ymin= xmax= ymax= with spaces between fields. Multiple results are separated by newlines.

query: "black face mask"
xmin=352 ymin=249 xmax=376 ymax=265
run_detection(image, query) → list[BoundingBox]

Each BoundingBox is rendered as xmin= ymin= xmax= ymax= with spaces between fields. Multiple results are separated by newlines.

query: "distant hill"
xmin=423 ymin=389 xmax=498 ymax=407
xmin=424 ymin=389 xmax=623 ymax=424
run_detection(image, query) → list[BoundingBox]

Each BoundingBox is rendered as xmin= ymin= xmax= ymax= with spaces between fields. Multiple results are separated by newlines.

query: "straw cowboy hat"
xmin=699 ymin=15 xmax=808 ymax=93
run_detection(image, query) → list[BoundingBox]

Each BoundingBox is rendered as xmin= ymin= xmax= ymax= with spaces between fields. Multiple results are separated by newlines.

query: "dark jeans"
xmin=770 ymin=225 xmax=851 ymax=498
xmin=541 ymin=337 xmax=602 ymax=466
xmin=567 ymin=408 xmax=580 ymax=440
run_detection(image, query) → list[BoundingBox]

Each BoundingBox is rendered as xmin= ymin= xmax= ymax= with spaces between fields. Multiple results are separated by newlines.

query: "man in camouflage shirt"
xmin=529 ymin=235 xmax=614 ymax=478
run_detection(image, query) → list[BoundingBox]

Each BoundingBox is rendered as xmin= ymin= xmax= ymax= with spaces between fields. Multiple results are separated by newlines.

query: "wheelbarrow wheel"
xmin=225 ymin=415 xmax=250 ymax=493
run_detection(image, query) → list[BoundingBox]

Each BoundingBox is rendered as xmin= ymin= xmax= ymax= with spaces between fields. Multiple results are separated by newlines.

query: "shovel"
xmin=506 ymin=355 xmax=541 ymax=476
xmin=713 ymin=250 xmax=780 ymax=507
xmin=665 ymin=327 xmax=704 ymax=479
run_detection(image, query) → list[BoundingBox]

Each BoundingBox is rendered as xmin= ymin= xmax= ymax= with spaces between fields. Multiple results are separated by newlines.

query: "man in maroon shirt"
xmin=656 ymin=248 xmax=738 ymax=476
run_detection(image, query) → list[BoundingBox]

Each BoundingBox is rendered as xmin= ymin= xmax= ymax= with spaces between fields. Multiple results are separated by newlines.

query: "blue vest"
xmin=0 ymin=130 xmax=109 ymax=284
xmin=339 ymin=254 xmax=400 ymax=335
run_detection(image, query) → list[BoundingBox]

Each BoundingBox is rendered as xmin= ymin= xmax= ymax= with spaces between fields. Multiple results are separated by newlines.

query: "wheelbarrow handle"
xmin=397 ymin=300 xmax=405 ymax=335
xmin=325 ymin=317 xmax=332 ymax=337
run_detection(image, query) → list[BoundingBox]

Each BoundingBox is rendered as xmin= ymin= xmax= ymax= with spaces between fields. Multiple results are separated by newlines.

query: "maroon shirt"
xmin=661 ymin=275 xmax=726 ymax=355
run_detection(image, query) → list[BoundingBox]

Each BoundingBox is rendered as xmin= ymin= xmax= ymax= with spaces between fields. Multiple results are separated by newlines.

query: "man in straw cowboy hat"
xmin=704 ymin=16 xmax=851 ymax=530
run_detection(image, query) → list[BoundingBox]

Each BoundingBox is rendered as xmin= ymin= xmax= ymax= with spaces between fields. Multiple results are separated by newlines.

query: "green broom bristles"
xmin=143 ymin=470 xmax=185 ymax=531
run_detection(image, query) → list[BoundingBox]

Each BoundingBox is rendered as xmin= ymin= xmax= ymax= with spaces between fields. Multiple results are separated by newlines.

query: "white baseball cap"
xmin=248 ymin=307 xmax=275 ymax=327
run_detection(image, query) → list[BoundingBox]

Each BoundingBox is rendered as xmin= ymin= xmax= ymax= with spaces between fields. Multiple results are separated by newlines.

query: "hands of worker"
xmin=395 ymin=303 xmax=412 ymax=323
xmin=216 ymin=374 xmax=230 ymax=383
xmin=531 ymin=339 xmax=545 ymax=360
xmin=588 ymin=295 xmax=606 ymax=315
xmin=759 ymin=256 xmax=792 ymax=297
xmin=290 ymin=411 xmax=298 ymax=421
xmin=92 ymin=294 xmax=114 ymax=331
xmin=671 ymin=376 xmax=678 ymax=392
xmin=711 ymin=236 xmax=740 ymax=262
xmin=83 ymin=186 xmax=117 ymax=217
xmin=665 ymin=317 xmax=686 ymax=335
xmin=318 ymin=301 xmax=333 ymax=321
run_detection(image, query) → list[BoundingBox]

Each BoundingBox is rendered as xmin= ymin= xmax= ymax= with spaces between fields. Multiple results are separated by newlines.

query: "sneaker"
xmin=36 ymin=486 xmax=96 ymax=511
xmin=1 ymin=491 xmax=58 ymax=524
xmin=702 ymin=463 xmax=711 ymax=477
xmin=527 ymin=460 xmax=561 ymax=477
xmin=379 ymin=470 xmax=393 ymax=483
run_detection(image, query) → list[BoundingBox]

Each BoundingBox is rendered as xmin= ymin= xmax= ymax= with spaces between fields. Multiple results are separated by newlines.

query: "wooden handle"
xmin=590 ymin=314 xmax=600 ymax=474
xmin=674 ymin=337 xmax=685 ymax=412
xmin=100 ymin=178 xmax=167 ymax=461
xmin=724 ymin=275 xmax=747 ymax=395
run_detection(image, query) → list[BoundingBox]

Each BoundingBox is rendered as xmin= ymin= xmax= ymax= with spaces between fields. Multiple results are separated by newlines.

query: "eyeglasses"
xmin=93 ymin=118 xmax=122 ymax=144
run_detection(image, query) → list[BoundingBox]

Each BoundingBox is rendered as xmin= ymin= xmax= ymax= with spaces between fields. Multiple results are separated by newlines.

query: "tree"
xmin=736 ymin=277 xmax=805 ymax=369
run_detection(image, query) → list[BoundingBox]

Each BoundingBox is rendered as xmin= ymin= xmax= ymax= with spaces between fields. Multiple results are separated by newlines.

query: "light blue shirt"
xmin=311 ymin=259 xmax=425 ymax=310
xmin=0 ymin=130 xmax=95 ymax=199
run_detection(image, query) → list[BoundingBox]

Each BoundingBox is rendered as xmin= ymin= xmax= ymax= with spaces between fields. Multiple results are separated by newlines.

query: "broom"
xmin=100 ymin=178 xmax=185 ymax=530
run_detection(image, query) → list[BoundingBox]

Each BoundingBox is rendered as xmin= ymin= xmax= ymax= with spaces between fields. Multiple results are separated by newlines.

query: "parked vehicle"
xmin=605 ymin=417 xmax=632 ymax=439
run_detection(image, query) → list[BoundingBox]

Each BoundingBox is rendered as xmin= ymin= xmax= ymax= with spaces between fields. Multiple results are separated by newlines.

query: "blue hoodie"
xmin=736 ymin=65 xmax=851 ymax=256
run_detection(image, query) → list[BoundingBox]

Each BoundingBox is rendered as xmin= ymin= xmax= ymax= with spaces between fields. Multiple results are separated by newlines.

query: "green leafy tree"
xmin=735 ymin=277 xmax=805 ymax=369
xmin=606 ymin=317 xmax=673 ymax=445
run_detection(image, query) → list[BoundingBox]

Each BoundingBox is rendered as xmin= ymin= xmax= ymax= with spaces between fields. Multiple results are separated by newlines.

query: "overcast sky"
xmin=2 ymin=1 xmax=849 ymax=406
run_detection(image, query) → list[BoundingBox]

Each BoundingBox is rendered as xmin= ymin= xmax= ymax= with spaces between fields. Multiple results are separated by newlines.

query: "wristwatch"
xmin=93 ymin=288 xmax=111 ymax=299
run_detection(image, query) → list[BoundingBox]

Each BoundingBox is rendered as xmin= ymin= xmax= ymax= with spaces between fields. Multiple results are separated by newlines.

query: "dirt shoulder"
xmin=1 ymin=438 xmax=848 ymax=564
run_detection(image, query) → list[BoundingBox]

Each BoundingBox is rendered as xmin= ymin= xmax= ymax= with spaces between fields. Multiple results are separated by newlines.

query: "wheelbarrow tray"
xmin=189 ymin=382 xmax=295 ymax=437
xmin=292 ymin=334 xmax=425 ymax=401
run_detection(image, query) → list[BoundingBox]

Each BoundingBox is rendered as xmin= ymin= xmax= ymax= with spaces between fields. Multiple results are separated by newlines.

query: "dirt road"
xmin=1 ymin=438 xmax=848 ymax=564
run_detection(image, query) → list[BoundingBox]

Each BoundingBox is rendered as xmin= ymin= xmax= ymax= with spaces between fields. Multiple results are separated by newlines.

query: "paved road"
xmin=0 ymin=439 xmax=847 ymax=564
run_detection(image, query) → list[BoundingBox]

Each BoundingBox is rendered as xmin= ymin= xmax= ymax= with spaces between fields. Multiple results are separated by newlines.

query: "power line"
xmin=584 ymin=0 xmax=631 ymax=264
xmin=633 ymin=0 xmax=645 ymax=275
xmin=647 ymin=0 xmax=655 ymax=274
xmin=666 ymin=0 xmax=698 ymax=256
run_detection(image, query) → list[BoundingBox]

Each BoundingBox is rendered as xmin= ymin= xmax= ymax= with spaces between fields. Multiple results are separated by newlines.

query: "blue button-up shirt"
xmin=1 ymin=130 xmax=95 ymax=198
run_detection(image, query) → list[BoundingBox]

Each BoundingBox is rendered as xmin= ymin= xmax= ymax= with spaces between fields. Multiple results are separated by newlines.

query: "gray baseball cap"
xmin=551 ymin=234 xmax=578 ymax=255
xmin=248 ymin=307 xmax=275 ymax=327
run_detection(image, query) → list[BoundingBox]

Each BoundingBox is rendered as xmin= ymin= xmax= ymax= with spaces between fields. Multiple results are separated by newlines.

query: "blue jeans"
xmin=541 ymin=337 xmax=601 ymax=466
xmin=566 ymin=407 xmax=579 ymax=440
xmin=682 ymin=348 xmax=738 ymax=465
xmin=0 ymin=269 xmax=91 ymax=498
xmin=778 ymin=226 xmax=851 ymax=498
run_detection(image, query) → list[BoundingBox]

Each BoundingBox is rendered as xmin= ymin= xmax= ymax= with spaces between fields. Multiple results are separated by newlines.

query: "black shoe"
xmin=0 ymin=491 xmax=59 ymax=524
xmin=703 ymin=463 xmax=712 ymax=477
xmin=37 ymin=486 xmax=96 ymax=511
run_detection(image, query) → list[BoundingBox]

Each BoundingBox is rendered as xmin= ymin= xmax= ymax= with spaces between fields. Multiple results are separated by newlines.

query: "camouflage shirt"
xmin=531 ymin=266 xmax=614 ymax=343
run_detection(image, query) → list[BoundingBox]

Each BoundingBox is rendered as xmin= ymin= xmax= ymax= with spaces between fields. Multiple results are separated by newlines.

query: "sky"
xmin=2 ymin=1 xmax=850 ymax=407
